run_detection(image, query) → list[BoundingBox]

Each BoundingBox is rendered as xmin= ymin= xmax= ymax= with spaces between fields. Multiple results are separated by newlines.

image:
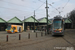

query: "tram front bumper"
xmin=7 ymin=30 xmax=13 ymax=33
xmin=52 ymin=32 xmax=64 ymax=35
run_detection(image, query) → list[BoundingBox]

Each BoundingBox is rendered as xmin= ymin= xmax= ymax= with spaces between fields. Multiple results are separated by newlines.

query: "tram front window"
xmin=7 ymin=25 xmax=11 ymax=30
xmin=53 ymin=20 xmax=62 ymax=29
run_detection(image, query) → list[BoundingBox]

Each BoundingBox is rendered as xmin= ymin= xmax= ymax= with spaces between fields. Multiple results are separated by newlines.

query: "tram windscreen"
xmin=7 ymin=25 xmax=11 ymax=30
xmin=53 ymin=20 xmax=62 ymax=29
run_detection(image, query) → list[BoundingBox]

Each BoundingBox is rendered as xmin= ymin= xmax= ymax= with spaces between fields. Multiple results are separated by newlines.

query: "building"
xmin=0 ymin=17 xmax=7 ymax=31
xmin=64 ymin=18 xmax=72 ymax=29
xmin=7 ymin=17 xmax=22 ymax=25
xmin=23 ymin=16 xmax=39 ymax=31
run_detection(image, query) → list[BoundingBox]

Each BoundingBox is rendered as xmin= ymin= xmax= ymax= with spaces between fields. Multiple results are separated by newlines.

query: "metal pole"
xmin=36 ymin=33 xmax=37 ymax=38
xmin=38 ymin=22 xmax=39 ymax=30
xmin=45 ymin=29 xmax=46 ymax=35
xmin=6 ymin=35 xmax=8 ymax=42
xmin=45 ymin=0 xmax=49 ymax=34
xmin=19 ymin=34 xmax=21 ymax=40
xmin=24 ymin=16 xmax=26 ymax=31
xmin=28 ymin=33 xmax=30 ymax=39
xmin=34 ymin=10 xmax=35 ymax=32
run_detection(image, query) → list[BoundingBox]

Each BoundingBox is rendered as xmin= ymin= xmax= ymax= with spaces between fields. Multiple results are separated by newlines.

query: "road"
xmin=0 ymin=29 xmax=75 ymax=50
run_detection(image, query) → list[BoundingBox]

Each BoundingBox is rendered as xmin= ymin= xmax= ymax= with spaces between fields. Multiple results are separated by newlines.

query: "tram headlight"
xmin=54 ymin=30 xmax=56 ymax=32
xmin=59 ymin=30 xmax=61 ymax=32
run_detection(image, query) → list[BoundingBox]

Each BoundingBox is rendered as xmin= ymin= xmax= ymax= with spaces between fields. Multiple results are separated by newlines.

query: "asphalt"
xmin=0 ymin=29 xmax=75 ymax=50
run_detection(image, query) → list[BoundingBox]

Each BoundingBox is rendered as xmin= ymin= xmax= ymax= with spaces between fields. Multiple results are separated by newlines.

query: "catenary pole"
xmin=45 ymin=0 xmax=49 ymax=34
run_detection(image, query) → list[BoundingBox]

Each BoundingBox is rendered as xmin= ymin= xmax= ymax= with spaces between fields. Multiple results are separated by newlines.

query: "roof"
xmin=23 ymin=16 xmax=39 ymax=23
xmin=64 ymin=18 xmax=72 ymax=23
xmin=0 ymin=17 xmax=6 ymax=23
xmin=7 ymin=17 xmax=22 ymax=23
xmin=38 ymin=17 xmax=51 ymax=23
xmin=63 ymin=18 xmax=67 ymax=21
xmin=38 ymin=17 xmax=45 ymax=21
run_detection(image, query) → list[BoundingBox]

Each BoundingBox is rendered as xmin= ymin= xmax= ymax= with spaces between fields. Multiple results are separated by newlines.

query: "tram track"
xmin=62 ymin=36 xmax=75 ymax=47
xmin=63 ymin=30 xmax=75 ymax=47
xmin=1 ymin=29 xmax=75 ymax=50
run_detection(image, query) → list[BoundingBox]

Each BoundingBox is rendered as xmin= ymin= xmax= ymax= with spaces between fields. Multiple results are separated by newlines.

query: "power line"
xmin=0 ymin=0 xmax=35 ymax=16
xmin=0 ymin=6 xmax=35 ymax=18
xmin=61 ymin=0 xmax=70 ymax=11
xmin=0 ymin=0 xmax=46 ymax=18
xmin=0 ymin=0 xmax=32 ymax=9
xmin=38 ymin=0 xmax=70 ymax=15
xmin=0 ymin=0 xmax=45 ymax=16
xmin=0 ymin=6 xmax=44 ymax=18
xmin=55 ymin=0 xmax=70 ymax=15
xmin=25 ymin=12 xmax=34 ymax=17
xmin=35 ymin=2 xmax=45 ymax=11
xmin=38 ymin=0 xmax=57 ymax=17
xmin=25 ymin=2 xmax=45 ymax=17
xmin=50 ymin=0 xmax=70 ymax=14
xmin=0 ymin=0 xmax=45 ymax=11
xmin=25 ymin=11 xmax=45 ymax=19
xmin=0 ymin=6 xmax=33 ymax=12
xmin=38 ymin=0 xmax=60 ymax=13
xmin=19 ymin=2 xmax=45 ymax=17
xmin=49 ymin=4 xmax=59 ymax=12
xmin=38 ymin=0 xmax=46 ymax=4
xmin=36 ymin=12 xmax=45 ymax=15
xmin=38 ymin=0 xmax=55 ymax=9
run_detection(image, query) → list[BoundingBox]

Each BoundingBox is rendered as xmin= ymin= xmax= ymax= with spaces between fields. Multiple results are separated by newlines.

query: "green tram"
xmin=52 ymin=15 xmax=65 ymax=36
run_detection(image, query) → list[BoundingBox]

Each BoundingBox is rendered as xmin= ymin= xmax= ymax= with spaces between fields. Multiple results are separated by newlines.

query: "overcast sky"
xmin=0 ymin=0 xmax=75 ymax=21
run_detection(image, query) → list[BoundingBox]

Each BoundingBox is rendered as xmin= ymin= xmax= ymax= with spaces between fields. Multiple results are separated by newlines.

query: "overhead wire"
xmin=0 ymin=0 xmax=47 ymax=18
xmin=0 ymin=6 xmax=33 ymax=12
xmin=38 ymin=0 xmax=70 ymax=15
xmin=38 ymin=0 xmax=58 ymax=17
xmin=49 ymin=0 xmax=70 ymax=15
xmin=0 ymin=0 xmax=36 ymax=16
xmin=35 ymin=2 xmax=45 ymax=11
xmin=23 ymin=1 xmax=45 ymax=17
xmin=61 ymin=0 xmax=70 ymax=11
xmin=0 ymin=2 xmax=44 ymax=17
xmin=0 ymin=0 xmax=35 ymax=17
xmin=0 ymin=0 xmax=45 ymax=12
xmin=38 ymin=0 xmax=60 ymax=12
xmin=25 ymin=1 xmax=45 ymax=17
xmin=0 ymin=0 xmax=32 ymax=9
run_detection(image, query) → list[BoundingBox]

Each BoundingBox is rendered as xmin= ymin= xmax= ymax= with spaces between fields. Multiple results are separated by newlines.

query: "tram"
xmin=6 ymin=24 xmax=23 ymax=33
xmin=52 ymin=15 xmax=65 ymax=36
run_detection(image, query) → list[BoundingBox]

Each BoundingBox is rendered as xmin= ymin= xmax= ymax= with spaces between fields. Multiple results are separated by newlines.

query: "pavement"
xmin=0 ymin=29 xmax=75 ymax=50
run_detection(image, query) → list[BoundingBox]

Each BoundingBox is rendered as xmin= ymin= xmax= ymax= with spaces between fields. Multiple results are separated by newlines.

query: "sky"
xmin=0 ymin=0 xmax=75 ymax=21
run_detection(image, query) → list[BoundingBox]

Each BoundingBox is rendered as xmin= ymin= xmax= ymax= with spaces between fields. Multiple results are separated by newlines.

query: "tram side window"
xmin=13 ymin=27 xmax=16 ymax=30
xmin=7 ymin=26 xmax=11 ymax=30
xmin=62 ymin=20 xmax=63 ymax=27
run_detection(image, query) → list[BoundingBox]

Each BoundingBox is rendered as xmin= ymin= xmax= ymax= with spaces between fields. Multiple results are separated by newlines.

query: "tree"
xmin=69 ymin=9 xmax=75 ymax=28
